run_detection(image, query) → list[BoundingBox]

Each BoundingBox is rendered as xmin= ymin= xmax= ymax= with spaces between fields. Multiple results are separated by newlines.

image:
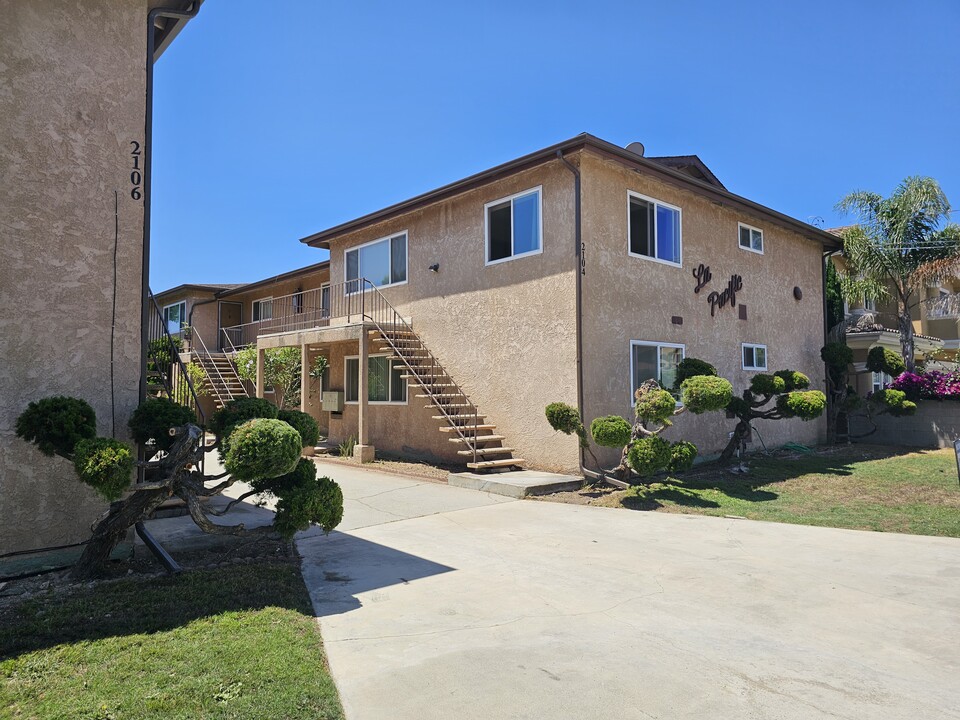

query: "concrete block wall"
xmin=848 ymin=401 xmax=960 ymax=448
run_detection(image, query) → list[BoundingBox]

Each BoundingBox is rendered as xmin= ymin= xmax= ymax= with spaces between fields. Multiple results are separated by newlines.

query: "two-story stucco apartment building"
xmin=161 ymin=134 xmax=839 ymax=474
xmin=0 ymin=1 xmax=202 ymax=555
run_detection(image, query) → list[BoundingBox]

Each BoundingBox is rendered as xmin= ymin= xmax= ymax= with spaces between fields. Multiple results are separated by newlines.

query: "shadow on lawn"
xmin=616 ymin=444 xmax=918 ymax=511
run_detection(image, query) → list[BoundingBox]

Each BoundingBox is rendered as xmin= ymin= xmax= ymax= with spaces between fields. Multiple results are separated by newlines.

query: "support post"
xmin=256 ymin=346 xmax=265 ymax=398
xmin=301 ymin=344 xmax=310 ymax=413
xmin=354 ymin=329 xmax=375 ymax=461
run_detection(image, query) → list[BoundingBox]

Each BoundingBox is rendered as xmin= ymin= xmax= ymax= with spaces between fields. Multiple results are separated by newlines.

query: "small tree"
xmin=16 ymin=396 xmax=343 ymax=579
xmin=235 ymin=346 xmax=303 ymax=409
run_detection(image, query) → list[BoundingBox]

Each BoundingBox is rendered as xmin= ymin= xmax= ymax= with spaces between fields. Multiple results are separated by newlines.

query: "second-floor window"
xmin=738 ymin=222 xmax=764 ymax=254
xmin=252 ymin=297 xmax=273 ymax=322
xmin=628 ymin=192 xmax=681 ymax=266
xmin=163 ymin=301 xmax=185 ymax=335
xmin=346 ymin=232 xmax=408 ymax=292
xmin=485 ymin=187 xmax=542 ymax=264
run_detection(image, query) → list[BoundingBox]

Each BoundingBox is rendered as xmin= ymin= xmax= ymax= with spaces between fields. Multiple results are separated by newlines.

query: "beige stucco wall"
xmin=153 ymin=289 xmax=220 ymax=350
xmin=579 ymin=153 xmax=828 ymax=463
xmin=322 ymin=162 xmax=581 ymax=472
xmin=0 ymin=1 xmax=156 ymax=554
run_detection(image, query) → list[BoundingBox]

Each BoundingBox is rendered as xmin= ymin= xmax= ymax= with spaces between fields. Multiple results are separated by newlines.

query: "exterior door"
xmin=218 ymin=301 xmax=242 ymax=350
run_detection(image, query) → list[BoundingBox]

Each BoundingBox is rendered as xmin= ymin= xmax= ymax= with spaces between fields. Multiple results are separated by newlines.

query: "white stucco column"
xmin=255 ymin=347 xmax=265 ymax=399
xmin=354 ymin=329 xmax=375 ymax=461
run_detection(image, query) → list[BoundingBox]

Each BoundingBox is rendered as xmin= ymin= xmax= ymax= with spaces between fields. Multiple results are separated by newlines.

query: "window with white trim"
xmin=344 ymin=355 xmax=408 ymax=404
xmin=345 ymin=232 xmax=407 ymax=292
xmin=252 ymin=297 xmax=273 ymax=322
xmin=742 ymin=343 xmax=768 ymax=371
xmin=628 ymin=192 xmax=681 ymax=265
xmin=163 ymin=301 xmax=186 ymax=335
xmin=738 ymin=222 xmax=763 ymax=254
xmin=485 ymin=187 xmax=542 ymax=264
xmin=630 ymin=341 xmax=684 ymax=402
xmin=872 ymin=371 xmax=891 ymax=393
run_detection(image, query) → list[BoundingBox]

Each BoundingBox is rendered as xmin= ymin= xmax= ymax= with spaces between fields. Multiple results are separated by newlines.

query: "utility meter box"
xmin=322 ymin=391 xmax=344 ymax=413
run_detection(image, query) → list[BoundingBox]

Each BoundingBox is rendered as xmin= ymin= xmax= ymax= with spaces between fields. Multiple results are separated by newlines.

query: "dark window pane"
xmin=739 ymin=226 xmax=751 ymax=248
xmin=368 ymin=356 xmax=388 ymax=402
xmin=656 ymin=205 xmax=680 ymax=263
xmin=345 ymin=358 xmax=359 ymax=402
xmin=631 ymin=345 xmax=657 ymax=392
xmin=513 ymin=191 xmax=540 ymax=255
xmin=488 ymin=202 xmax=512 ymax=261
xmin=390 ymin=360 xmax=406 ymax=402
xmin=391 ymin=234 xmax=407 ymax=284
xmin=346 ymin=249 xmax=359 ymax=281
xmin=629 ymin=198 xmax=653 ymax=256
xmin=743 ymin=346 xmax=752 ymax=367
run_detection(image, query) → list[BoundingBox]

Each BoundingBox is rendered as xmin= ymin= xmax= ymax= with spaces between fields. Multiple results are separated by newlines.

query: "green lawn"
xmin=586 ymin=445 xmax=960 ymax=537
xmin=0 ymin=561 xmax=343 ymax=720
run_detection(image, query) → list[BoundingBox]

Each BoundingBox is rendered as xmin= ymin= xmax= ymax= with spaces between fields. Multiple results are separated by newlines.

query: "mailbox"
xmin=322 ymin=391 xmax=344 ymax=412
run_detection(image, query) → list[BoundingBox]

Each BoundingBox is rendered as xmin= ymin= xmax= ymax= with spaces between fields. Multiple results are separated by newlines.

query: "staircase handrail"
xmin=192 ymin=327 xmax=236 ymax=408
xmin=359 ymin=279 xmax=479 ymax=465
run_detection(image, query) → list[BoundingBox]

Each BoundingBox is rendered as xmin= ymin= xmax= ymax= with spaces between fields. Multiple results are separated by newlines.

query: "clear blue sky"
xmin=150 ymin=0 xmax=960 ymax=291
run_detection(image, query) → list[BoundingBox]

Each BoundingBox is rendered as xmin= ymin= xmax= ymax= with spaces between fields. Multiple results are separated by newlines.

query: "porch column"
xmin=354 ymin=328 xmax=375 ymax=462
xmin=255 ymin=347 xmax=265 ymax=398
xmin=300 ymin=344 xmax=310 ymax=413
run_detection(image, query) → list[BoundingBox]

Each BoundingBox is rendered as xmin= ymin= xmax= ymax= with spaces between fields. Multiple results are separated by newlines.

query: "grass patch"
xmin=0 ymin=561 xmax=343 ymax=719
xmin=559 ymin=445 xmax=960 ymax=537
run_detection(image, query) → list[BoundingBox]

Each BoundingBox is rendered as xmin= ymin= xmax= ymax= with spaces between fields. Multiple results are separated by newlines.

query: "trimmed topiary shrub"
xmin=674 ymin=357 xmax=718 ymax=388
xmin=776 ymin=390 xmax=827 ymax=420
xmin=270 ymin=459 xmax=344 ymax=539
xmin=210 ymin=397 xmax=278 ymax=440
xmin=668 ymin=440 xmax=698 ymax=473
xmin=277 ymin=409 xmax=320 ymax=449
xmin=545 ymin=402 xmax=583 ymax=436
xmin=223 ymin=419 xmax=301 ymax=483
xmin=750 ymin=374 xmax=786 ymax=396
xmin=821 ymin=342 xmax=853 ymax=372
xmin=626 ymin=435 xmax=671 ymax=477
xmin=15 ymin=396 xmax=96 ymax=458
xmin=128 ymin=398 xmax=196 ymax=452
xmin=774 ymin=369 xmax=810 ymax=391
xmin=634 ymin=383 xmax=677 ymax=424
xmin=590 ymin=415 xmax=632 ymax=448
xmin=680 ymin=375 xmax=733 ymax=414
xmin=73 ymin=437 xmax=134 ymax=501
xmin=870 ymin=388 xmax=917 ymax=417
xmin=867 ymin=346 xmax=906 ymax=377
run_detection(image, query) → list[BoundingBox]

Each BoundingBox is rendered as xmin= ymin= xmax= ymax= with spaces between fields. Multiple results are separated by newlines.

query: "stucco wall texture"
xmin=0 ymin=1 xmax=150 ymax=553
xmin=580 ymin=153 xmax=827 ymax=463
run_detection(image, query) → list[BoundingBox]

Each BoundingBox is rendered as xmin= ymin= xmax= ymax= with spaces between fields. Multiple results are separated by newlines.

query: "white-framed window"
xmin=630 ymin=341 xmax=685 ymax=403
xmin=738 ymin=222 xmax=764 ymax=254
xmin=872 ymin=371 xmax=892 ymax=393
xmin=252 ymin=297 xmax=273 ymax=322
xmin=162 ymin=301 xmax=186 ymax=335
xmin=345 ymin=232 xmax=408 ymax=292
xmin=485 ymin=186 xmax=542 ymax=265
xmin=742 ymin=343 xmax=768 ymax=371
xmin=344 ymin=354 xmax=408 ymax=404
xmin=628 ymin=191 xmax=682 ymax=266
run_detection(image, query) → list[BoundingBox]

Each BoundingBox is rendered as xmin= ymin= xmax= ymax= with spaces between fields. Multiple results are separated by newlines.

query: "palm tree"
xmin=836 ymin=176 xmax=960 ymax=372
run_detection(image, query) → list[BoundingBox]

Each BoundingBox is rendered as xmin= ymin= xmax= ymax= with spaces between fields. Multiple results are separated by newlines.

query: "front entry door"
xmin=218 ymin=301 xmax=242 ymax=350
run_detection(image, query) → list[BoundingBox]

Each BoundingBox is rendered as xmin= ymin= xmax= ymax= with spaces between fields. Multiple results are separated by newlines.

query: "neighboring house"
xmin=0 ymin=1 xmax=202 ymax=555
xmin=169 ymin=134 xmax=838 ymax=473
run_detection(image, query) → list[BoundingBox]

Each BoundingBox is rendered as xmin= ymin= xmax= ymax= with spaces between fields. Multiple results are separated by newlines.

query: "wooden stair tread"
xmin=457 ymin=447 xmax=513 ymax=456
xmin=448 ymin=435 xmax=505 ymax=443
xmin=437 ymin=423 xmax=494 ymax=430
xmin=467 ymin=458 xmax=526 ymax=470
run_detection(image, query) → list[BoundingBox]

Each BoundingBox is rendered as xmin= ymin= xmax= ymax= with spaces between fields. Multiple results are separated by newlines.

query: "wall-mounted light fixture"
xmin=793 ymin=286 xmax=803 ymax=301
xmin=428 ymin=263 xmax=440 ymax=273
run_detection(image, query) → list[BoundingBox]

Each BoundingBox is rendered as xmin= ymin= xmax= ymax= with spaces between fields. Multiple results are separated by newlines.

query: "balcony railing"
xmin=927 ymin=294 xmax=960 ymax=319
xmin=220 ymin=279 xmax=387 ymax=350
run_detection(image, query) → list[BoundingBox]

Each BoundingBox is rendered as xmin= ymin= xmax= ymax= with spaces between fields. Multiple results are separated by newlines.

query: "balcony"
xmin=927 ymin=293 xmax=960 ymax=320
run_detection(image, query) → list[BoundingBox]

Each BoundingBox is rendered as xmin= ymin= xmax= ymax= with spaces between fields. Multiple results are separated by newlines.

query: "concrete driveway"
xmin=298 ymin=460 xmax=960 ymax=720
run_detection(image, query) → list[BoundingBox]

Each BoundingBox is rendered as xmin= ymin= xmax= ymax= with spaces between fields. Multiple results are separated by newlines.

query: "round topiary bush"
xmin=277 ymin=409 xmax=320 ymax=449
xmin=223 ymin=419 xmax=302 ymax=483
xmin=626 ymin=435 xmax=671 ymax=477
xmin=634 ymin=381 xmax=677 ymax=424
xmin=674 ymin=357 xmax=717 ymax=387
xmin=15 ymin=396 xmax=96 ymax=458
xmin=750 ymin=374 xmax=786 ymax=396
xmin=681 ymin=375 xmax=733 ymax=414
xmin=128 ymin=398 xmax=196 ymax=452
xmin=589 ymin=415 xmax=632 ymax=448
xmin=270 ymin=459 xmax=344 ymax=539
xmin=545 ymin=402 xmax=583 ymax=435
xmin=774 ymin=369 xmax=810 ymax=391
xmin=210 ymin=397 xmax=279 ymax=440
xmin=668 ymin=440 xmax=698 ymax=473
xmin=867 ymin=346 xmax=906 ymax=377
xmin=821 ymin=342 xmax=853 ymax=372
xmin=775 ymin=390 xmax=827 ymax=420
xmin=73 ymin=437 xmax=134 ymax=501
xmin=870 ymin=388 xmax=917 ymax=417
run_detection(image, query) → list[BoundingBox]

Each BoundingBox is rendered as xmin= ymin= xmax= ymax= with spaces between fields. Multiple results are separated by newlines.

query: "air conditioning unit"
xmin=322 ymin=391 xmax=343 ymax=412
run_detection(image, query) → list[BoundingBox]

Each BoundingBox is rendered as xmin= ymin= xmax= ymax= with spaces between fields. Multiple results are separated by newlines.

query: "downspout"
xmin=140 ymin=3 xmax=203 ymax=405
xmin=556 ymin=151 xmax=595 ymax=479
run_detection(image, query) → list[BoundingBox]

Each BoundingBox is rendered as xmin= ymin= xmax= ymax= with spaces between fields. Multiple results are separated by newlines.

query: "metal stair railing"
xmin=192 ymin=327 xmax=246 ymax=407
xmin=357 ymin=279 xmax=480 ymax=466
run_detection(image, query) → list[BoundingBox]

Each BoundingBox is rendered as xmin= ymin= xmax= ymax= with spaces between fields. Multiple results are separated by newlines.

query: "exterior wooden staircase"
xmin=369 ymin=326 xmax=524 ymax=471
xmin=191 ymin=329 xmax=249 ymax=409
